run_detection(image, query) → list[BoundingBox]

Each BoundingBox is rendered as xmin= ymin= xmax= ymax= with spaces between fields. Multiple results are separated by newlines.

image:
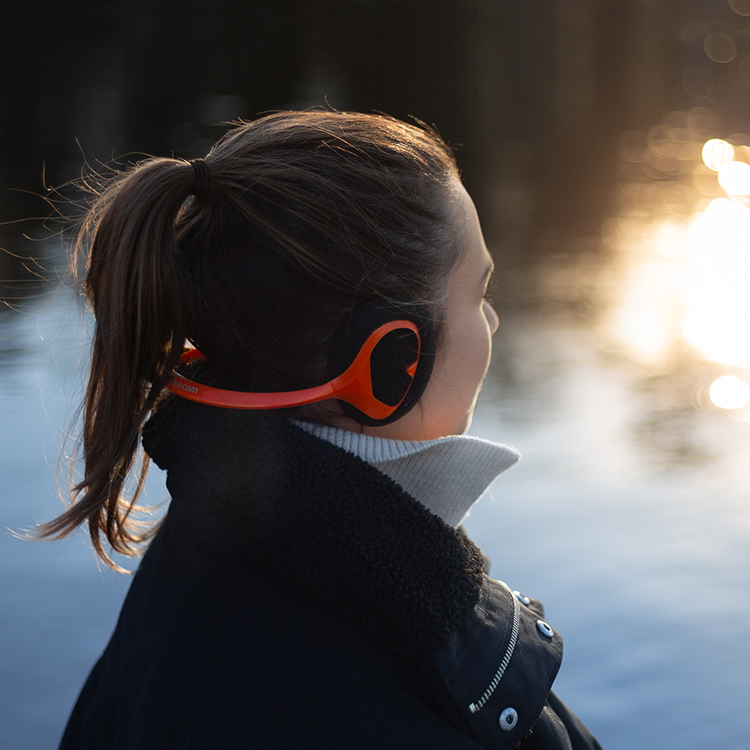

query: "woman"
xmin=43 ymin=110 xmax=602 ymax=749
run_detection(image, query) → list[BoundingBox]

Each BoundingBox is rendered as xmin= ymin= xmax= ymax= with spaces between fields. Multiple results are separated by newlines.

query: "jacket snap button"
xmin=513 ymin=590 xmax=531 ymax=605
xmin=499 ymin=707 xmax=518 ymax=731
xmin=536 ymin=619 xmax=554 ymax=638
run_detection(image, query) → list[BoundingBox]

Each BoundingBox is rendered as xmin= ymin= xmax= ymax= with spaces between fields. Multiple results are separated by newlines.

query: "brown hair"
xmin=37 ymin=110 xmax=461 ymax=567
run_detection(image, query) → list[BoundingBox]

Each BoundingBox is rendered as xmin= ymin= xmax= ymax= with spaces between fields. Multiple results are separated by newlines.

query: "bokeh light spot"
xmin=702 ymin=138 xmax=734 ymax=171
xmin=709 ymin=376 xmax=750 ymax=409
xmin=729 ymin=0 xmax=750 ymax=16
xmin=718 ymin=160 xmax=750 ymax=195
xmin=704 ymin=32 xmax=737 ymax=63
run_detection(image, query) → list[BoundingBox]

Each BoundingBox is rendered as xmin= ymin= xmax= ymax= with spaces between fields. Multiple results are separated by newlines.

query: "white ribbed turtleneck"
xmin=294 ymin=422 xmax=520 ymax=527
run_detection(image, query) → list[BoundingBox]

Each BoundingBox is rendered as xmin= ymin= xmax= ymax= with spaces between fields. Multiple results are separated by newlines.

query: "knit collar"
xmin=294 ymin=422 xmax=520 ymax=527
xmin=142 ymin=399 xmax=487 ymax=663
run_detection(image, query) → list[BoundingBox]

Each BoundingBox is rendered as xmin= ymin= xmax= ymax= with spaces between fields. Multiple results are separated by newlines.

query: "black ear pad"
xmin=328 ymin=299 xmax=436 ymax=426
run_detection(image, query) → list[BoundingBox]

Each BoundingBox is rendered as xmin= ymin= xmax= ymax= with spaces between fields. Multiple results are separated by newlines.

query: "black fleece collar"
xmin=142 ymin=399 xmax=486 ymax=663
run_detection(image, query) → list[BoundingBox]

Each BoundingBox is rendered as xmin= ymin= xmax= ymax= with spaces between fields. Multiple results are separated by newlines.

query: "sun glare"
xmin=605 ymin=217 xmax=687 ymax=364
xmin=608 ymin=123 xmax=750 ymax=421
xmin=684 ymin=198 xmax=750 ymax=366
xmin=709 ymin=375 xmax=750 ymax=409
xmin=718 ymin=160 xmax=750 ymax=195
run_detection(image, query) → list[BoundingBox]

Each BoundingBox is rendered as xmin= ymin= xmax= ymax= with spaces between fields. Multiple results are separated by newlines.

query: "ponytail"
xmin=38 ymin=158 xmax=198 ymax=568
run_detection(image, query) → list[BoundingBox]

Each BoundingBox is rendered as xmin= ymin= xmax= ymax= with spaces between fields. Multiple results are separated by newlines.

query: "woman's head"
xmin=363 ymin=179 xmax=499 ymax=441
xmin=43 ymin=110 xmax=486 ymax=564
xmin=154 ymin=111 xmax=461 ymax=392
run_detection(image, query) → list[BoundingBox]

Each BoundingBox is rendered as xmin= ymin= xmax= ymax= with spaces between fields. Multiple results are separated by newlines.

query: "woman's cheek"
xmin=454 ymin=315 xmax=490 ymax=397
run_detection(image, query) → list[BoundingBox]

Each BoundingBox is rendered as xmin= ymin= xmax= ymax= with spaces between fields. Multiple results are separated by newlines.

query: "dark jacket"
xmin=59 ymin=400 xmax=602 ymax=749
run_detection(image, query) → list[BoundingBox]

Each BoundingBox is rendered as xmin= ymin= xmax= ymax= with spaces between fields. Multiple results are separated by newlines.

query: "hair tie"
xmin=188 ymin=158 xmax=210 ymax=200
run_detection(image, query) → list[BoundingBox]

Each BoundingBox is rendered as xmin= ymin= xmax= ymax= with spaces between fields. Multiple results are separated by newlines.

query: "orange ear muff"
xmin=166 ymin=319 xmax=422 ymax=421
xmin=326 ymin=299 xmax=435 ymax=425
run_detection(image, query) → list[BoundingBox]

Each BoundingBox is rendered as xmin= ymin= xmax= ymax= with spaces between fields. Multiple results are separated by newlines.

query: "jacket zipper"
xmin=468 ymin=586 xmax=520 ymax=714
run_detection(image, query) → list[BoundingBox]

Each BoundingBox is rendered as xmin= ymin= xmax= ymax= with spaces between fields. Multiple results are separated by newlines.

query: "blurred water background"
xmin=3 ymin=1 xmax=750 ymax=748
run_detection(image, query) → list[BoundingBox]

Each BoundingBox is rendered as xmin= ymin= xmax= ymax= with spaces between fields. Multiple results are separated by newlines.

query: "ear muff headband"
xmin=166 ymin=319 xmax=421 ymax=420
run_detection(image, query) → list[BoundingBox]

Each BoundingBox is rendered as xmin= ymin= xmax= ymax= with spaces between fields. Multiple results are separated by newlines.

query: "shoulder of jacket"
xmin=432 ymin=577 xmax=563 ymax=749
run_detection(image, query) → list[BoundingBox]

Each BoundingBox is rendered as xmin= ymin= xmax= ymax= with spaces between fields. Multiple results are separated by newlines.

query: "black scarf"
xmin=142 ymin=398 xmax=486 ymax=666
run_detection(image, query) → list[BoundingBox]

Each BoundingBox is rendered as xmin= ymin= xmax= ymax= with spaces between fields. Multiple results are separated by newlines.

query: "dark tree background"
xmin=1 ymin=0 xmax=744 ymax=300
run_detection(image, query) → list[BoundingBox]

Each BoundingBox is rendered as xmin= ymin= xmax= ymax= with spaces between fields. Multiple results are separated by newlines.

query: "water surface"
xmin=1 ymin=285 xmax=749 ymax=749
